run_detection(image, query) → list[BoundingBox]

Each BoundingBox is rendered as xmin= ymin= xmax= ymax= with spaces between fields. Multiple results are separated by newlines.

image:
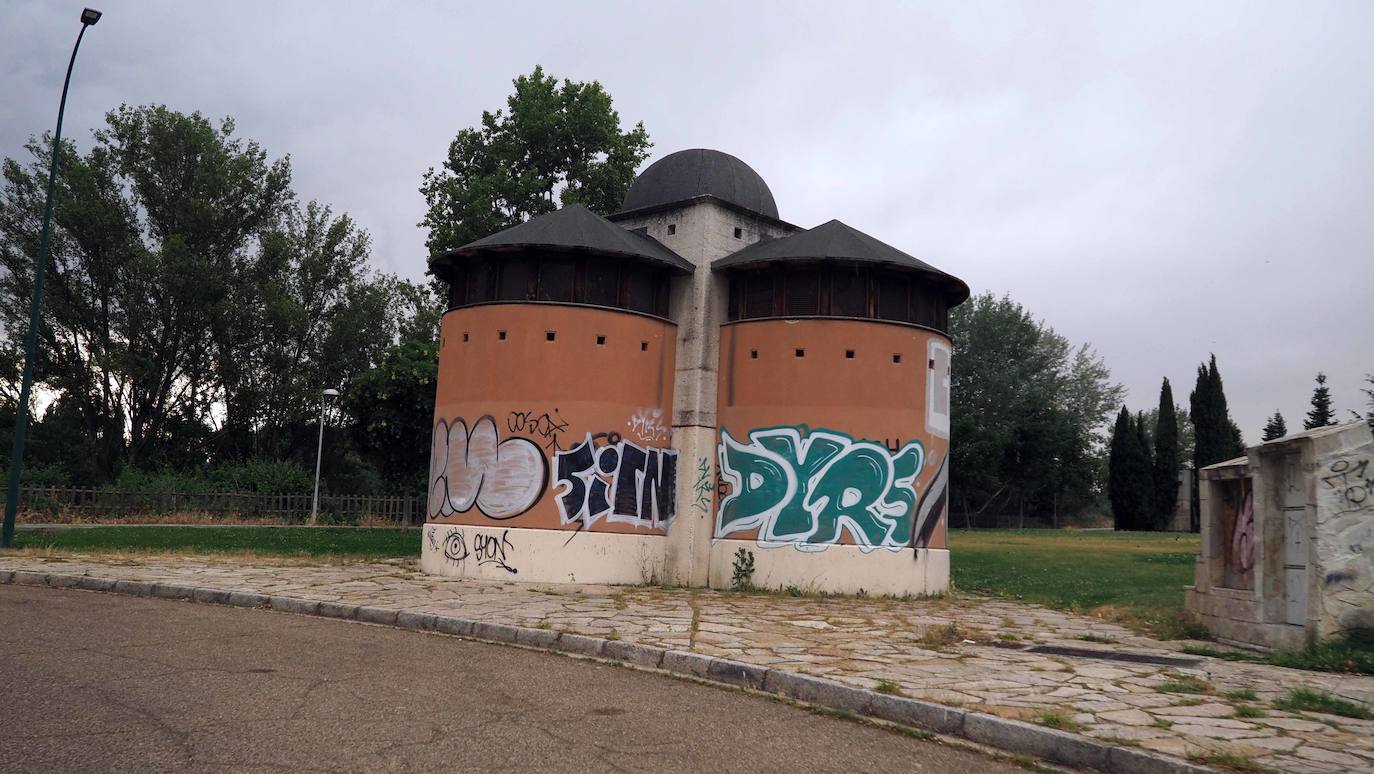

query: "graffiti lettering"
xmin=627 ymin=407 xmax=670 ymax=443
xmin=554 ymin=434 xmax=679 ymax=530
xmin=431 ymin=526 xmax=518 ymax=574
xmin=717 ymin=426 xmax=924 ymax=551
xmin=473 ymin=530 xmax=518 ymax=574
xmin=508 ymin=408 xmax=571 ymax=452
xmin=429 ymin=416 xmax=548 ymax=519
xmin=1321 ymin=457 xmax=1372 ymax=513
xmin=692 ymin=456 xmax=714 ymax=513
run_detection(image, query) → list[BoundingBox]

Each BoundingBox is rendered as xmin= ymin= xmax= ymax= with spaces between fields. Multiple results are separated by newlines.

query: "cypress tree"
xmin=1108 ymin=407 xmax=1131 ymax=530
xmin=1135 ymin=411 xmax=1156 ymax=527
xmin=1304 ymin=372 xmax=1336 ymax=429
xmin=1191 ymin=354 xmax=1245 ymax=472
xmin=1109 ymin=406 xmax=1155 ymax=531
xmin=1153 ymin=379 xmax=1180 ymax=530
xmin=1261 ymin=411 xmax=1288 ymax=441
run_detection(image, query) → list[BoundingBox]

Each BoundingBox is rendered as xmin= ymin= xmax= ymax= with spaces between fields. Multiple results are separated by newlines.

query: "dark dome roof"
xmin=431 ymin=204 xmax=692 ymax=274
xmin=713 ymin=219 xmax=970 ymax=305
xmin=619 ymin=149 xmax=779 ymax=218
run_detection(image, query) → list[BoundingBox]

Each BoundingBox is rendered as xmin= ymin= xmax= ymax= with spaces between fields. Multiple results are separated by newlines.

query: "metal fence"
xmin=19 ymin=487 xmax=426 ymax=525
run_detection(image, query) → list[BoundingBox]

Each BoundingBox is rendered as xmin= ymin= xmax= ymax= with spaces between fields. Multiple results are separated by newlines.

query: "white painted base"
xmin=421 ymin=523 xmax=668 ymax=586
xmin=707 ymin=539 xmax=950 ymax=597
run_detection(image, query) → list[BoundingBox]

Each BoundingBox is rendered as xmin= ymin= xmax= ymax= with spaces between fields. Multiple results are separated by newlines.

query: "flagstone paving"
xmin=5 ymin=552 xmax=1372 ymax=773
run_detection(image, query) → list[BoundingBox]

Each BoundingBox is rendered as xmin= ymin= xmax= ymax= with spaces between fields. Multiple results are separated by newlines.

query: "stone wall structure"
xmin=1186 ymin=421 xmax=1374 ymax=649
xmin=422 ymin=149 xmax=969 ymax=596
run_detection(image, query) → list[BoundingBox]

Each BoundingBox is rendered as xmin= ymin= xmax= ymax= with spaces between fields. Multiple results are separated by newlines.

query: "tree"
xmin=1152 ymin=379 xmax=1180 ymax=530
xmin=0 ymin=105 xmax=292 ymax=477
xmin=950 ymin=293 xmax=1124 ymax=527
xmin=1 ymin=104 xmax=413 ymax=485
xmin=1189 ymin=354 xmax=1244 ymax=474
xmin=1135 ymin=410 xmax=1156 ymax=524
xmin=419 ymin=66 xmax=652 ymax=255
xmin=1108 ymin=406 xmax=1153 ymax=530
xmin=216 ymin=201 xmax=408 ymax=462
xmin=346 ymin=284 xmax=444 ymax=490
xmin=1304 ymin=372 xmax=1336 ymax=429
xmin=1261 ymin=411 xmax=1288 ymax=441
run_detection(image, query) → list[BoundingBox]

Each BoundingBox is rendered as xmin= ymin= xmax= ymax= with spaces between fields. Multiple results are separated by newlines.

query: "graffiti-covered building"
xmin=424 ymin=148 xmax=969 ymax=595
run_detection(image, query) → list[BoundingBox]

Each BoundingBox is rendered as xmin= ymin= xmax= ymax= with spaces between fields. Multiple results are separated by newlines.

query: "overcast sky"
xmin=3 ymin=1 xmax=1371 ymax=439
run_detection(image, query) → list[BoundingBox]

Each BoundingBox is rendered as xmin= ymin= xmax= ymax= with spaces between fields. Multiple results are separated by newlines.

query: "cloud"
xmin=3 ymin=0 xmax=1371 ymax=444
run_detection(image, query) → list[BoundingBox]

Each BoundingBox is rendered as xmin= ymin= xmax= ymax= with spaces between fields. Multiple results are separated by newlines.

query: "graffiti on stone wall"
xmin=627 ymin=407 xmax=670 ymax=443
xmin=428 ymin=525 xmax=518 ymax=574
xmin=1322 ymin=456 xmax=1372 ymax=514
xmin=716 ymin=426 xmax=926 ymax=551
xmin=429 ymin=416 xmax=548 ymax=519
xmin=1219 ymin=477 xmax=1255 ymax=591
xmin=553 ymin=435 xmax=679 ymax=530
xmin=693 ymin=456 xmax=714 ymax=513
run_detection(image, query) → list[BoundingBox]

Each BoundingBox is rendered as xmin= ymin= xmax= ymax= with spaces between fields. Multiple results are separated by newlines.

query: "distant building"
xmin=423 ymin=149 xmax=968 ymax=595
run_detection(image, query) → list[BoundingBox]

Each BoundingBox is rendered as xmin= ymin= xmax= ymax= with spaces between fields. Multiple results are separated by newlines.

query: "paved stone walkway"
xmin=4 ymin=553 xmax=1371 ymax=773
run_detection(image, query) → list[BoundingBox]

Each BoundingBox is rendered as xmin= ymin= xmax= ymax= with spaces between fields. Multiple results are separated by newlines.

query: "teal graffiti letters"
xmin=716 ymin=426 xmax=924 ymax=551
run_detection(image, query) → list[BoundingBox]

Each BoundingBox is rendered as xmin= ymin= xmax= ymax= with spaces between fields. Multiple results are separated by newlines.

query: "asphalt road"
xmin=0 ymin=586 xmax=1024 ymax=773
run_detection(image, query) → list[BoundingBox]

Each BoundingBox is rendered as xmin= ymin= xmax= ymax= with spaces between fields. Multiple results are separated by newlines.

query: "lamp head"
xmin=322 ymin=388 xmax=340 ymax=397
xmin=81 ymin=8 xmax=102 ymax=25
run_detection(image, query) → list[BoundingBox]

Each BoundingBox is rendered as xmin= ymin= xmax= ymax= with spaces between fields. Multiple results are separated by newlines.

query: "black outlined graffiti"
xmin=473 ymin=530 xmax=518 ymax=574
xmin=1322 ymin=457 xmax=1372 ymax=514
xmin=554 ymin=434 xmax=679 ymax=530
xmin=432 ymin=526 xmax=518 ymax=574
xmin=443 ymin=530 xmax=469 ymax=564
xmin=429 ymin=416 xmax=548 ymax=520
xmin=508 ymin=409 xmax=571 ymax=452
xmin=692 ymin=456 xmax=714 ymax=512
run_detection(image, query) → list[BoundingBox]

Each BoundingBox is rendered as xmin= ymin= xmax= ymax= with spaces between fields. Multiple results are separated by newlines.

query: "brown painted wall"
xmin=429 ymin=303 xmax=679 ymax=536
xmin=715 ymin=318 xmax=951 ymax=551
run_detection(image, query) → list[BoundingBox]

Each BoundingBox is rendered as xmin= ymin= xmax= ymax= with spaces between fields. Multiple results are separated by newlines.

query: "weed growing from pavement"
xmin=1076 ymin=633 xmax=1117 ymax=644
xmin=1186 ymin=750 xmax=1272 ymax=773
xmin=916 ymin=623 xmax=966 ymax=650
xmin=1156 ymin=675 xmax=1212 ymax=694
xmin=1034 ymin=712 xmax=1082 ymax=732
xmin=1232 ymin=704 xmax=1266 ymax=718
xmin=873 ymin=678 xmax=904 ymax=695
xmin=1273 ymin=688 xmax=1374 ymax=719
xmin=1223 ymin=687 xmax=1258 ymax=701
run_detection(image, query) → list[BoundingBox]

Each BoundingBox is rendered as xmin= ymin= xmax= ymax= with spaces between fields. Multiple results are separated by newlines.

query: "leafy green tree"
xmin=1152 ymin=379 xmax=1180 ymax=530
xmin=950 ymin=293 xmax=1123 ymax=527
xmin=1261 ymin=411 xmax=1288 ymax=441
xmin=1 ymin=104 xmax=414 ymax=487
xmin=0 ymin=105 xmax=292 ymax=477
xmin=346 ymin=283 xmax=443 ymax=491
xmin=419 ymin=66 xmax=652 ymax=255
xmin=1304 ymin=372 xmax=1336 ymax=429
xmin=216 ymin=201 xmax=407 ymax=462
xmin=347 ymin=336 xmax=438 ymax=492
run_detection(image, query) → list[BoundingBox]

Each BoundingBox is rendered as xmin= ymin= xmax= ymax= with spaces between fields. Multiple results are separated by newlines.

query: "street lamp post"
xmin=1 ymin=9 xmax=103 ymax=548
xmin=309 ymin=388 xmax=340 ymax=525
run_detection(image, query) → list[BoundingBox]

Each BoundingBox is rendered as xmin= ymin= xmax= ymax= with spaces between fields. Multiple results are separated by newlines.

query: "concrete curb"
xmin=7 ymin=570 xmax=1210 ymax=773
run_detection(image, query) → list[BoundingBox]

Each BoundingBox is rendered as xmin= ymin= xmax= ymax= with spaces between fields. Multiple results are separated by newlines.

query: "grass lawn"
xmin=949 ymin=528 xmax=1202 ymax=638
xmin=10 ymin=526 xmax=420 ymax=559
